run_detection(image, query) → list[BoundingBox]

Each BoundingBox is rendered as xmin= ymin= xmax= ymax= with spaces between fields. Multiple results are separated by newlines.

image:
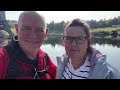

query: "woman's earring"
xmin=13 ymin=35 xmax=18 ymax=41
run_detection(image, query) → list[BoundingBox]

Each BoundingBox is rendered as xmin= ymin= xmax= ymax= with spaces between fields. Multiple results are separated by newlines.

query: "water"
xmin=1 ymin=36 xmax=120 ymax=72
xmin=41 ymin=44 xmax=65 ymax=65
xmin=40 ymin=42 xmax=120 ymax=72
xmin=92 ymin=43 xmax=120 ymax=72
xmin=41 ymin=36 xmax=120 ymax=72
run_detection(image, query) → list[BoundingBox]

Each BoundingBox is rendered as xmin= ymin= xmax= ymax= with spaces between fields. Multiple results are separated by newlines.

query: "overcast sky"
xmin=6 ymin=11 xmax=120 ymax=23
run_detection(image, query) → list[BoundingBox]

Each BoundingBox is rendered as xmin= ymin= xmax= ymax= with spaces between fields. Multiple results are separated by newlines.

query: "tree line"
xmin=86 ymin=16 xmax=120 ymax=28
xmin=47 ymin=16 xmax=120 ymax=33
xmin=7 ymin=16 xmax=120 ymax=32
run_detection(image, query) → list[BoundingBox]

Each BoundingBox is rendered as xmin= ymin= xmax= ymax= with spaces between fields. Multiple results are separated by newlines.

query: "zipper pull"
xmin=33 ymin=67 xmax=39 ymax=79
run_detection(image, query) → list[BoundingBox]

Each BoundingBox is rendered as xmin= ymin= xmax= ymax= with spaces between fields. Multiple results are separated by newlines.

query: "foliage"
xmin=6 ymin=16 xmax=120 ymax=34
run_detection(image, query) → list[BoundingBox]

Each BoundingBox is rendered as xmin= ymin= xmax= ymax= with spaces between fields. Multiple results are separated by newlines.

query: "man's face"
xmin=16 ymin=14 xmax=47 ymax=53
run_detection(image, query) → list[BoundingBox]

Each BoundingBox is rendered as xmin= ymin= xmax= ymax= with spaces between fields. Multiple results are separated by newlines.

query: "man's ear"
xmin=60 ymin=37 xmax=65 ymax=46
xmin=45 ymin=28 xmax=49 ymax=37
xmin=15 ymin=24 xmax=18 ymax=34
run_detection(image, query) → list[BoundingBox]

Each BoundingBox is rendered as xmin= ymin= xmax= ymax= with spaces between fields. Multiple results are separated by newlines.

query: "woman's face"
xmin=63 ymin=26 xmax=88 ymax=59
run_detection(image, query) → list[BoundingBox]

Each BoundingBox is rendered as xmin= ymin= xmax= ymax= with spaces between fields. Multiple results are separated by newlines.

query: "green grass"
xmin=91 ymin=27 xmax=120 ymax=33
xmin=93 ymin=35 xmax=113 ymax=39
xmin=11 ymin=28 xmax=17 ymax=35
xmin=1 ymin=27 xmax=120 ymax=38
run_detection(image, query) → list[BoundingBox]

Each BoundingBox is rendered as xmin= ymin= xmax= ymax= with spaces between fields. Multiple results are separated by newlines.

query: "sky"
xmin=5 ymin=11 xmax=120 ymax=23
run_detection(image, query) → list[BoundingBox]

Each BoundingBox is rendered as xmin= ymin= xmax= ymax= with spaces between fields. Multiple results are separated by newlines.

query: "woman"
xmin=56 ymin=19 xmax=120 ymax=79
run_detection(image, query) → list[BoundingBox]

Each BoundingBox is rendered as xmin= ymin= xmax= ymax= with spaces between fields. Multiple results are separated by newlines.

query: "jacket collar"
xmin=5 ymin=39 xmax=44 ymax=66
xmin=56 ymin=47 xmax=108 ymax=79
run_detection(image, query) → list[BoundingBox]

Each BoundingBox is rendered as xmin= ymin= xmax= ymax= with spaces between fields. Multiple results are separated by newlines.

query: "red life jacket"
xmin=0 ymin=40 xmax=56 ymax=79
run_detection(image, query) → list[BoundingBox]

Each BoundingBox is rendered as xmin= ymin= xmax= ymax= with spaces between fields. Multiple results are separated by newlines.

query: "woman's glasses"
xmin=62 ymin=36 xmax=87 ymax=44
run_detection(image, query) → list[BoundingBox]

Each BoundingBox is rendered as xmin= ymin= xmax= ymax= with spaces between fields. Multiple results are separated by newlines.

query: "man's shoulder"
xmin=0 ymin=46 xmax=10 ymax=67
xmin=38 ymin=49 xmax=51 ymax=57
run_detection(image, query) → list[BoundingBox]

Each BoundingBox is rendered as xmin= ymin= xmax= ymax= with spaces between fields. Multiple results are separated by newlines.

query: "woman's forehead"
xmin=65 ymin=26 xmax=86 ymax=36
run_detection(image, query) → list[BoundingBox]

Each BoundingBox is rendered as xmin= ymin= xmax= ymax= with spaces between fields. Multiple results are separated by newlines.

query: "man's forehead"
xmin=18 ymin=11 xmax=45 ymax=23
xmin=21 ymin=15 xmax=43 ymax=23
xmin=19 ymin=22 xmax=45 ymax=29
xmin=19 ymin=11 xmax=42 ymax=19
xmin=18 ymin=11 xmax=46 ymax=29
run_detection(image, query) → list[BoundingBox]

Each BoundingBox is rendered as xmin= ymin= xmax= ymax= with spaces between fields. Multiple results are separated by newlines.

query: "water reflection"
xmin=93 ymin=37 xmax=120 ymax=48
xmin=44 ymin=36 xmax=62 ymax=47
xmin=44 ymin=36 xmax=120 ymax=48
xmin=1 ymin=36 xmax=120 ymax=48
xmin=0 ymin=36 xmax=120 ymax=72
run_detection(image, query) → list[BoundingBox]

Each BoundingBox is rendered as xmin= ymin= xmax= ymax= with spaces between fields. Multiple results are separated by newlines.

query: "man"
xmin=0 ymin=11 xmax=56 ymax=79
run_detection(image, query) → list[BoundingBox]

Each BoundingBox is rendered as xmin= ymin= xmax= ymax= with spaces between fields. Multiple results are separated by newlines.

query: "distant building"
xmin=112 ymin=24 xmax=120 ymax=28
xmin=0 ymin=11 xmax=5 ymax=20
xmin=0 ymin=11 xmax=5 ymax=30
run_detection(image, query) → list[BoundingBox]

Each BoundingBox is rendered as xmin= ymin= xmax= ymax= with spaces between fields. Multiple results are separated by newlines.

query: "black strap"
xmin=5 ymin=44 xmax=20 ymax=79
xmin=44 ymin=52 xmax=49 ymax=69
xmin=43 ymin=53 xmax=54 ymax=79
xmin=5 ymin=57 xmax=19 ymax=79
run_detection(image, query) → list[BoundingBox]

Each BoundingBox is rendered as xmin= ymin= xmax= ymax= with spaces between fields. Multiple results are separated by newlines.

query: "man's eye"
xmin=21 ymin=28 xmax=29 ymax=31
xmin=36 ymin=28 xmax=44 ymax=32
xmin=36 ymin=29 xmax=44 ymax=32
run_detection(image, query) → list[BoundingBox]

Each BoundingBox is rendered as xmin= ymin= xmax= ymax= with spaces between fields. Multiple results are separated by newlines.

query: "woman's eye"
xmin=66 ymin=37 xmax=72 ymax=40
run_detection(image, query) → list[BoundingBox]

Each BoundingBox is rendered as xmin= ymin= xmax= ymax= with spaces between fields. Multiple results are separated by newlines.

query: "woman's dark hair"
xmin=64 ymin=18 xmax=92 ymax=53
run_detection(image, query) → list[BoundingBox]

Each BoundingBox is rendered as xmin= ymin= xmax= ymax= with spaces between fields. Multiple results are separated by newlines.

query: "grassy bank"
xmin=1 ymin=27 xmax=120 ymax=37
xmin=11 ymin=28 xmax=17 ymax=35
xmin=91 ymin=27 xmax=120 ymax=33
xmin=48 ymin=27 xmax=120 ymax=36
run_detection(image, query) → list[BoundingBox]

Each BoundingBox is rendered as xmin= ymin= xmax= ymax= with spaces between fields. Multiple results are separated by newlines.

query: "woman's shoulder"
xmin=105 ymin=62 xmax=120 ymax=79
xmin=88 ymin=47 xmax=107 ymax=66
xmin=92 ymin=57 xmax=120 ymax=79
xmin=56 ymin=54 xmax=69 ymax=64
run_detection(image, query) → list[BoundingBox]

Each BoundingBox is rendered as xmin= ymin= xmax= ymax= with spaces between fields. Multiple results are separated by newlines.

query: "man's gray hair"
xmin=18 ymin=11 xmax=47 ymax=29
